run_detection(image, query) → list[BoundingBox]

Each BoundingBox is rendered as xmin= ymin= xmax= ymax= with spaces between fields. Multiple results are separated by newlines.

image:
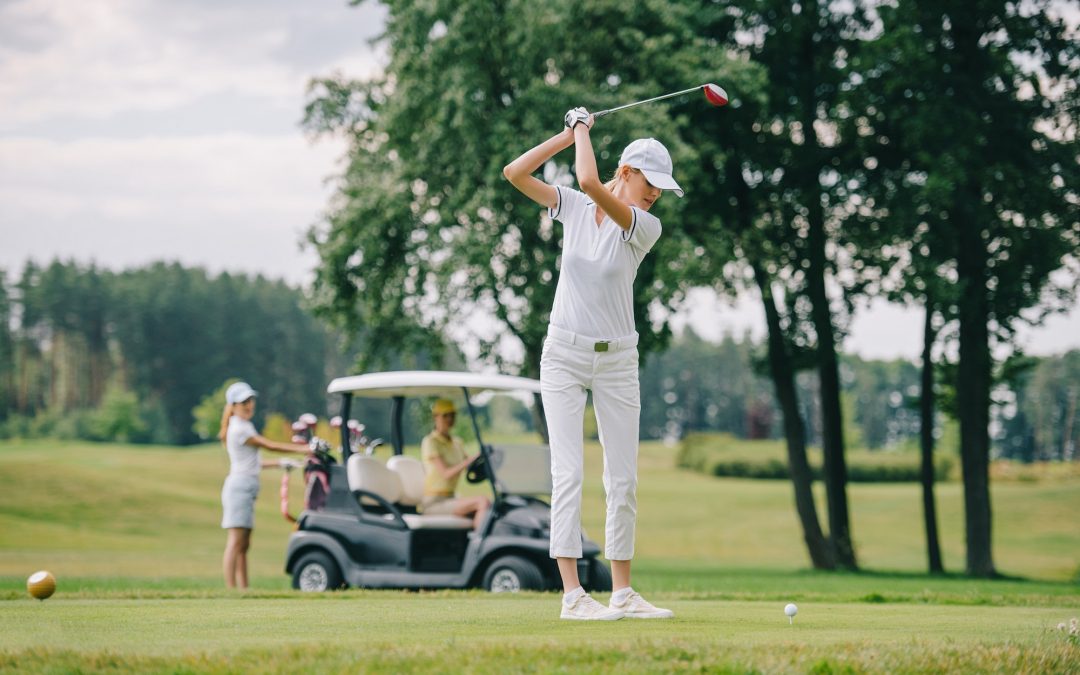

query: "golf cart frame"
xmin=284 ymin=371 xmax=611 ymax=593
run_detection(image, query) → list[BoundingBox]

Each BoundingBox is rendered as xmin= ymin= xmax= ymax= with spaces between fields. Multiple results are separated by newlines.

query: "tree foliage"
xmin=844 ymin=0 xmax=1079 ymax=577
xmin=2 ymin=261 xmax=343 ymax=445
xmin=304 ymin=0 xmax=752 ymax=374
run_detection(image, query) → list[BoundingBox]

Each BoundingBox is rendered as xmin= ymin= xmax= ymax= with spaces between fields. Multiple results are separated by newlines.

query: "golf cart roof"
xmin=327 ymin=370 xmax=541 ymax=398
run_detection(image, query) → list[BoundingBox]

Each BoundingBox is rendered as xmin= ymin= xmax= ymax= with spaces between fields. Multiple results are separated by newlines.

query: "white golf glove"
xmin=564 ymin=107 xmax=592 ymax=130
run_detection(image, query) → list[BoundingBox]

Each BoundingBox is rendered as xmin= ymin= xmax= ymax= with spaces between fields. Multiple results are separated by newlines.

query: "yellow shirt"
xmin=420 ymin=431 xmax=467 ymax=497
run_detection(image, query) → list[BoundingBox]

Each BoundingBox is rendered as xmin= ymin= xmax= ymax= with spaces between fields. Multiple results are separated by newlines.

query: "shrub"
xmin=677 ymin=432 xmax=954 ymax=483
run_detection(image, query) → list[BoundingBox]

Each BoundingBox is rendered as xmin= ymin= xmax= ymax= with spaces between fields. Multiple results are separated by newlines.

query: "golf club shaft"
xmin=593 ymin=85 xmax=706 ymax=118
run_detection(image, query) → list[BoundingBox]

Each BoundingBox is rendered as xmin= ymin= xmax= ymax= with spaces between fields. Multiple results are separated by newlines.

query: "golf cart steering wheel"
xmin=465 ymin=452 xmax=490 ymax=484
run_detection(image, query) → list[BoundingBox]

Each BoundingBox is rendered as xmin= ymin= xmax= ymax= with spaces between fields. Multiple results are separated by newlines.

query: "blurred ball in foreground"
xmin=27 ymin=570 xmax=56 ymax=600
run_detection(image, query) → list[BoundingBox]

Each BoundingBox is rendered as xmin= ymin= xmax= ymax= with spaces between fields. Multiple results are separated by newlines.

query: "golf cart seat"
xmin=387 ymin=455 xmax=474 ymax=530
xmin=346 ymin=454 xmax=473 ymax=530
xmin=386 ymin=455 xmax=425 ymax=505
xmin=347 ymin=454 xmax=402 ymax=504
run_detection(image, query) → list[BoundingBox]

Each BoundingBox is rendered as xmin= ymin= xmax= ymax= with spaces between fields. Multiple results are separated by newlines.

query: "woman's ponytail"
xmin=218 ymin=402 xmax=234 ymax=446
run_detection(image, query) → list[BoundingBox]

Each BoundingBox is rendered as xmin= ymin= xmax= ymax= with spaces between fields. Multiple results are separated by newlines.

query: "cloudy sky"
xmin=1 ymin=0 xmax=1077 ymax=361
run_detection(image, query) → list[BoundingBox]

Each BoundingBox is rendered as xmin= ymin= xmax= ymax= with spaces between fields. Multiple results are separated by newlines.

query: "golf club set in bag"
xmin=278 ymin=414 xmax=385 ymax=523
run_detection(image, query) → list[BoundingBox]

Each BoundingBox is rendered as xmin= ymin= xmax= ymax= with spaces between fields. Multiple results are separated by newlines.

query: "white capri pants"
xmin=541 ymin=326 xmax=640 ymax=561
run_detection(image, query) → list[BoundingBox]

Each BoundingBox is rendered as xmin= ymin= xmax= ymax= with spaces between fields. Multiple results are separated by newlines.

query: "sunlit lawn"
xmin=1 ymin=438 xmax=1078 ymax=672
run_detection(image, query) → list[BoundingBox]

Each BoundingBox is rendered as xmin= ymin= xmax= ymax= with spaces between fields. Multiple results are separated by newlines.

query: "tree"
xmin=679 ymin=0 xmax=877 ymax=569
xmin=110 ymin=265 xmax=334 ymax=444
xmin=191 ymin=378 xmax=241 ymax=442
xmin=0 ymin=272 xmax=13 ymax=422
xmin=849 ymin=0 xmax=1079 ymax=576
xmin=5 ymin=261 xmax=337 ymax=445
xmin=638 ymin=329 xmax=774 ymax=441
xmin=1022 ymin=352 xmax=1080 ymax=461
xmin=304 ymin=0 xmax=739 ymax=378
xmin=89 ymin=383 xmax=148 ymax=443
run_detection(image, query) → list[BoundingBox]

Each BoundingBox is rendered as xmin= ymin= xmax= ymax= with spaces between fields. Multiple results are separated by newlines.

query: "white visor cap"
xmin=619 ymin=138 xmax=683 ymax=198
xmin=225 ymin=381 xmax=258 ymax=404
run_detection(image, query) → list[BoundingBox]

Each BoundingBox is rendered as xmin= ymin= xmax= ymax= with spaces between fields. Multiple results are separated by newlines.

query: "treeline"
xmin=640 ymin=330 xmax=1079 ymax=462
xmin=0 ymin=261 xmax=343 ymax=445
xmin=5 ymin=259 xmax=1074 ymax=465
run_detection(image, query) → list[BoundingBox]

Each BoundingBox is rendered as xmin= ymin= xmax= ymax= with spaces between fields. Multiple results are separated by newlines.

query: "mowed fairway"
xmin=2 ymin=439 xmax=1079 ymax=673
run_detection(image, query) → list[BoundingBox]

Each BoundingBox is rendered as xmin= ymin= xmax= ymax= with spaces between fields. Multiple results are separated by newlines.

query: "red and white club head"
xmin=291 ymin=421 xmax=307 ymax=432
xmin=704 ymin=83 xmax=728 ymax=107
xmin=299 ymin=413 xmax=318 ymax=426
xmin=330 ymin=416 xmax=343 ymax=428
xmin=291 ymin=435 xmax=306 ymax=444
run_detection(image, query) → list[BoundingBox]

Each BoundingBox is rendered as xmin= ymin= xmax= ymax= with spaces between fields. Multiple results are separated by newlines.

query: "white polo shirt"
xmin=547 ymin=185 xmax=662 ymax=339
xmin=225 ymin=415 xmax=260 ymax=477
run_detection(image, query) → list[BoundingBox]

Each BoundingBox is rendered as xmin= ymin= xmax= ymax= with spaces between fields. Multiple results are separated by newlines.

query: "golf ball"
xmin=784 ymin=603 xmax=798 ymax=617
xmin=27 ymin=570 xmax=56 ymax=600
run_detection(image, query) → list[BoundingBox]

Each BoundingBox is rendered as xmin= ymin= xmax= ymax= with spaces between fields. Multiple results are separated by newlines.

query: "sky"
xmin=1 ymin=0 xmax=1077 ymax=362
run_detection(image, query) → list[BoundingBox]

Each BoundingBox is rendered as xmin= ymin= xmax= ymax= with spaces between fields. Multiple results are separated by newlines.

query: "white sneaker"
xmin=609 ymin=590 xmax=674 ymax=619
xmin=560 ymin=593 xmax=625 ymax=621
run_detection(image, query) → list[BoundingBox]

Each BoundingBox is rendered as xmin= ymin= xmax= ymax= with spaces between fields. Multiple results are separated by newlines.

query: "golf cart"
xmin=284 ymin=370 xmax=611 ymax=593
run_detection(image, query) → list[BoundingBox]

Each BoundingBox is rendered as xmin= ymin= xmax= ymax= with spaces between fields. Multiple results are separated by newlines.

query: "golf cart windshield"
xmin=485 ymin=443 xmax=552 ymax=496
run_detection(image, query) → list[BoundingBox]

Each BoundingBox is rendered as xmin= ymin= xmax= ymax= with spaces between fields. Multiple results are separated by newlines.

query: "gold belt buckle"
xmin=594 ymin=341 xmax=610 ymax=352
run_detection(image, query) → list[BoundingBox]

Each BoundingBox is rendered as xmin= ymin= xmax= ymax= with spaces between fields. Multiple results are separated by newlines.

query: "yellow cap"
xmin=432 ymin=399 xmax=457 ymax=415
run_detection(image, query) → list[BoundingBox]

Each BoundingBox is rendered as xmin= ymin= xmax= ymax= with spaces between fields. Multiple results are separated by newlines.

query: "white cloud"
xmin=0 ymin=133 xmax=345 ymax=284
xmin=0 ymin=0 xmax=384 ymax=130
xmin=0 ymin=0 xmax=1075 ymax=361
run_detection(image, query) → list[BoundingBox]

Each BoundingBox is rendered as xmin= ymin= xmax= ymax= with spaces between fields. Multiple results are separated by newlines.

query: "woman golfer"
xmin=503 ymin=108 xmax=679 ymax=620
xmin=219 ymin=381 xmax=311 ymax=589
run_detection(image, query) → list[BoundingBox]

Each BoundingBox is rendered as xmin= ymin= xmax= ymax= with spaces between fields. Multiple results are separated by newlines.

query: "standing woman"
xmin=219 ymin=381 xmax=311 ymax=589
xmin=503 ymin=108 xmax=680 ymax=620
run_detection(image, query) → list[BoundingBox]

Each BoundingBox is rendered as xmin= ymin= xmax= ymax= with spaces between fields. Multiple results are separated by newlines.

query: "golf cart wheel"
xmin=585 ymin=558 xmax=613 ymax=593
xmin=292 ymin=551 xmax=343 ymax=592
xmin=482 ymin=555 xmax=544 ymax=593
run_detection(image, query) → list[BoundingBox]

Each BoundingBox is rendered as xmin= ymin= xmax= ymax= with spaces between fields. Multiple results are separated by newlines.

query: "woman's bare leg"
xmin=224 ymin=528 xmax=252 ymax=589
xmin=611 ymin=559 xmax=630 ymax=591
xmin=557 ymin=557 xmax=580 ymax=593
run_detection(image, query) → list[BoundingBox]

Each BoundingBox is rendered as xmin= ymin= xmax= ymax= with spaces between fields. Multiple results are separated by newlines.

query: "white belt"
xmin=547 ymin=325 xmax=638 ymax=353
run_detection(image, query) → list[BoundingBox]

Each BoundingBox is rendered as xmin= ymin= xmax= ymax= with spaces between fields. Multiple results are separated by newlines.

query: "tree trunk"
xmin=798 ymin=0 xmax=856 ymax=569
xmin=1061 ymin=388 xmax=1076 ymax=462
xmin=947 ymin=0 xmax=997 ymax=580
xmin=753 ymin=263 xmax=833 ymax=570
xmin=956 ymin=216 xmax=997 ymax=578
xmin=920 ymin=297 xmax=944 ymax=574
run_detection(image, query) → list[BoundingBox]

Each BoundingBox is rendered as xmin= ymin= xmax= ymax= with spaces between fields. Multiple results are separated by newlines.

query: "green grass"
xmin=1 ymin=438 xmax=1079 ymax=672
xmin=2 ymin=593 xmax=1079 ymax=673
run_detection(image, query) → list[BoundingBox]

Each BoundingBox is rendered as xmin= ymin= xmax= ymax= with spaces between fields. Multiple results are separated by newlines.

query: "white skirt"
xmin=221 ymin=473 xmax=260 ymax=529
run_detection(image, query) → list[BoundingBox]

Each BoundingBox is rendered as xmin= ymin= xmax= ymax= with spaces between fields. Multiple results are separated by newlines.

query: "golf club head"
xmin=291 ymin=421 xmax=307 ymax=432
xmin=330 ymin=416 xmax=342 ymax=428
xmin=704 ymin=83 xmax=728 ymax=107
xmin=299 ymin=413 xmax=318 ymax=426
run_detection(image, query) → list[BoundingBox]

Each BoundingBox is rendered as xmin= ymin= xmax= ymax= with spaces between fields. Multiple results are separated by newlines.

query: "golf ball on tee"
xmin=784 ymin=603 xmax=798 ymax=623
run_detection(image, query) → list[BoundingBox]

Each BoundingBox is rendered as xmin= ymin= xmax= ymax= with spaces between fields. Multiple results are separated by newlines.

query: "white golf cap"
xmin=619 ymin=138 xmax=683 ymax=198
xmin=225 ymin=381 xmax=258 ymax=404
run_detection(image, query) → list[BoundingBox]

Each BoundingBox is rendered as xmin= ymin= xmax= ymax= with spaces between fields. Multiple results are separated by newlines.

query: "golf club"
xmin=593 ymin=83 xmax=728 ymax=119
